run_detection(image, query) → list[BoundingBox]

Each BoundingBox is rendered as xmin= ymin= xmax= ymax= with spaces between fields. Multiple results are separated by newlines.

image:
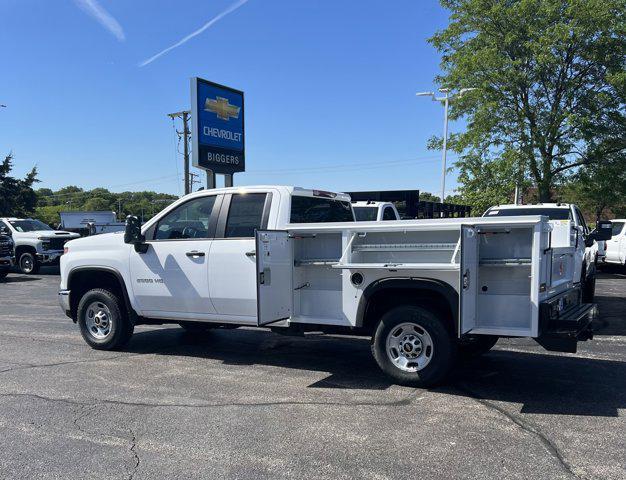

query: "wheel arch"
xmin=357 ymin=277 xmax=458 ymax=335
xmin=67 ymin=266 xmax=135 ymax=323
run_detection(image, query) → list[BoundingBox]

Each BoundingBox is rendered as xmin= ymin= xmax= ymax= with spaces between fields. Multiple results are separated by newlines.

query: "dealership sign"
xmin=191 ymin=77 xmax=245 ymax=174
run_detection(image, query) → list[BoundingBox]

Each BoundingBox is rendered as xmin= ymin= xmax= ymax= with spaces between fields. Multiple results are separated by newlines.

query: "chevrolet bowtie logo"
xmin=204 ymin=96 xmax=240 ymax=121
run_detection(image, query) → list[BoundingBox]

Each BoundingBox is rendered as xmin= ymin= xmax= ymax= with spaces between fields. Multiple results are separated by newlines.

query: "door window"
xmin=225 ymin=193 xmax=268 ymax=238
xmin=574 ymin=208 xmax=588 ymax=234
xmin=612 ymin=222 xmax=625 ymax=237
xmin=382 ymin=207 xmax=396 ymax=220
xmin=154 ymin=196 xmax=217 ymax=240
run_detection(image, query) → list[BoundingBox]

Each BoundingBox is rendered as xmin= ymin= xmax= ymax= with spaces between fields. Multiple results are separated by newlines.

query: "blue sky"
xmin=0 ymin=0 xmax=460 ymax=197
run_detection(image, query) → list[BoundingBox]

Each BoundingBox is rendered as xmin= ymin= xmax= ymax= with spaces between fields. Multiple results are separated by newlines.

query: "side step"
xmin=535 ymin=303 xmax=597 ymax=353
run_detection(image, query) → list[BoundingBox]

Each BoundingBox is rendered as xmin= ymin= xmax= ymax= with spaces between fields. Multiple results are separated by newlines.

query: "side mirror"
xmin=585 ymin=220 xmax=612 ymax=247
xmin=124 ymin=216 xmax=148 ymax=253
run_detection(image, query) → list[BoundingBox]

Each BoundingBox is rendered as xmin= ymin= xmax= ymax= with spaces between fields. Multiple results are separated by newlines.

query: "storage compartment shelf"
xmin=352 ymin=242 xmax=458 ymax=252
xmin=332 ymin=262 xmax=459 ymax=270
xmin=479 ymin=258 xmax=531 ymax=266
xmin=294 ymin=259 xmax=339 ymax=266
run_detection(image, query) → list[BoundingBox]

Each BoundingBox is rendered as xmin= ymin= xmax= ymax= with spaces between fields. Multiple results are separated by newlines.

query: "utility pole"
xmin=189 ymin=172 xmax=201 ymax=191
xmin=168 ymin=110 xmax=191 ymax=195
xmin=416 ymin=88 xmax=478 ymax=205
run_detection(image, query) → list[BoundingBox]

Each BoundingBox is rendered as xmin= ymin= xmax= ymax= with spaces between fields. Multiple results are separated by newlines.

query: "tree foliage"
xmin=560 ymin=155 xmax=626 ymax=220
xmin=35 ymin=187 xmax=178 ymax=226
xmin=0 ymin=153 xmax=40 ymax=217
xmin=430 ymin=0 xmax=626 ymax=208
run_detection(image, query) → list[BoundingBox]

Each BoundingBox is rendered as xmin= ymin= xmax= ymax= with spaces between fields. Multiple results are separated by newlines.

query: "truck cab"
xmin=483 ymin=203 xmax=599 ymax=302
xmin=59 ymin=187 xmax=608 ymax=387
xmin=352 ymin=201 xmax=400 ymax=221
xmin=0 ymin=217 xmax=80 ymax=274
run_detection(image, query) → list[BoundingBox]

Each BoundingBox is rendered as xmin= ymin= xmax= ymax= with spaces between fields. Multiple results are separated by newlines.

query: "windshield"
xmin=484 ymin=207 xmax=571 ymax=221
xmin=8 ymin=219 xmax=54 ymax=232
xmin=290 ymin=196 xmax=354 ymax=223
xmin=612 ymin=222 xmax=625 ymax=236
xmin=353 ymin=207 xmax=378 ymax=221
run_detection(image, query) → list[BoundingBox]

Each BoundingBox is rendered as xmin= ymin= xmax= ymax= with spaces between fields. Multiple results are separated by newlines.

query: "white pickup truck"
xmin=58 ymin=186 xmax=611 ymax=386
xmin=600 ymin=219 xmax=626 ymax=268
xmin=483 ymin=203 xmax=605 ymax=303
xmin=0 ymin=218 xmax=79 ymax=274
xmin=352 ymin=201 xmax=401 ymax=221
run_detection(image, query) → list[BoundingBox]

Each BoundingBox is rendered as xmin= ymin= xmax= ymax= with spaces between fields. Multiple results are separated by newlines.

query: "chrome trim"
xmin=58 ymin=289 xmax=71 ymax=313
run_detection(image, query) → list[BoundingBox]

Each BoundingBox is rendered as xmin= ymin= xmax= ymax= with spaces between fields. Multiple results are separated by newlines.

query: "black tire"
xmin=178 ymin=322 xmax=213 ymax=333
xmin=18 ymin=252 xmax=40 ymax=274
xmin=371 ymin=305 xmax=456 ymax=387
xmin=77 ymin=288 xmax=134 ymax=350
xmin=458 ymin=335 xmax=498 ymax=358
xmin=0 ymin=269 xmax=8 ymax=280
xmin=580 ymin=263 xmax=595 ymax=303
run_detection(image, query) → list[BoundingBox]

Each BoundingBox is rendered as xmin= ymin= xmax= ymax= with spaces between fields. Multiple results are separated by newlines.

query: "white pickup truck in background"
xmin=600 ymin=219 xmax=626 ymax=269
xmin=0 ymin=217 xmax=80 ymax=274
xmin=483 ymin=203 xmax=605 ymax=302
xmin=352 ymin=201 xmax=400 ymax=221
xmin=59 ymin=186 xmax=611 ymax=386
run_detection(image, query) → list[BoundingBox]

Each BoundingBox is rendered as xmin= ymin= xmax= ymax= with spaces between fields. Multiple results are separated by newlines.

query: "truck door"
xmin=256 ymin=230 xmax=293 ymax=326
xmin=459 ymin=225 xmax=478 ymax=335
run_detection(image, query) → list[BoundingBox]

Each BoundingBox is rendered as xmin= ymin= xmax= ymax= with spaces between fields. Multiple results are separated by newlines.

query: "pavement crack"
xmin=0 ymin=390 xmax=422 ymax=410
xmin=456 ymin=384 xmax=583 ymax=479
xmin=127 ymin=428 xmax=140 ymax=480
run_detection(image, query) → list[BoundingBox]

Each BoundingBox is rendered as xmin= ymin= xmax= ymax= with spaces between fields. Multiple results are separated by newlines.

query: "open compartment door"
xmin=256 ymin=230 xmax=293 ymax=326
xmin=459 ymin=225 xmax=478 ymax=335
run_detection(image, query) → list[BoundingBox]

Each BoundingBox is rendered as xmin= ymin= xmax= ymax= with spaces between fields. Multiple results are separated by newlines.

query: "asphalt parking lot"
xmin=1 ymin=268 xmax=625 ymax=480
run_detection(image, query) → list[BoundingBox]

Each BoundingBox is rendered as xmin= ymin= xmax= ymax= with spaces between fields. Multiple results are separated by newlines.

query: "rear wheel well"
xmin=361 ymin=288 xmax=455 ymax=336
xmin=69 ymin=269 xmax=129 ymax=321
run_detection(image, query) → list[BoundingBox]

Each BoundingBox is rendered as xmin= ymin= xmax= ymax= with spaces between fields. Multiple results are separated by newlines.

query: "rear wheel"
xmin=371 ymin=305 xmax=456 ymax=387
xmin=77 ymin=288 xmax=133 ymax=350
xmin=18 ymin=252 xmax=39 ymax=274
xmin=0 ymin=270 xmax=8 ymax=280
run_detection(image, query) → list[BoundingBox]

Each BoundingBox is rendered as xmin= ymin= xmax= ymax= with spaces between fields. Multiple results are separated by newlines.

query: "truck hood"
xmin=65 ymin=231 xmax=124 ymax=251
xmin=13 ymin=230 xmax=80 ymax=240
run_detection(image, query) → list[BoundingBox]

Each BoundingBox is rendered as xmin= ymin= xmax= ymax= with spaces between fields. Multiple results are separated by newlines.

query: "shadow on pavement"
xmin=594 ymin=295 xmax=626 ymax=335
xmin=1 ymin=276 xmax=42 ymax=283
xmin=126 ymin=327 xmax=626 ymax=416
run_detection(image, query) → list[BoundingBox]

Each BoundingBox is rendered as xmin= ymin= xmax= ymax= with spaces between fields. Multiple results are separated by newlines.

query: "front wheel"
xmin=371 ymin=305 xmax=456 ymax=387
xmin=18 ymin=252 xmax=40 ymax=274
xmin=0 ymin=270 xmax=8 ymax=280
xmin=77 ymin=288 xmax=134 ymax=350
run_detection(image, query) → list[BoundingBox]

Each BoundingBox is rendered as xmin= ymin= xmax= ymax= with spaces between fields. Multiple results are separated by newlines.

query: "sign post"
xmin=191 ymin=77 xmax=245 ymax=188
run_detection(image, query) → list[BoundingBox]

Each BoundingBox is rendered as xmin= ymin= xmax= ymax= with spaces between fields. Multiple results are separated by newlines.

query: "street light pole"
xmin=440 ymin=91 xmax=450 ymax=204
xmin=416 ymin=87 xmax=477 ymax=205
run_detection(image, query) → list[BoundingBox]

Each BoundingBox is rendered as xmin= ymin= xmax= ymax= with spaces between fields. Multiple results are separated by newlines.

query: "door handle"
xmin=186 ymin=251 xmax=205 ymax=257
xmin=245 ymin=250 xmax=256 ymax=257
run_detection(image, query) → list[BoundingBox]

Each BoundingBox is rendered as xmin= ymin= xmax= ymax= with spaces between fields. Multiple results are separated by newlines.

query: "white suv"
xmin=352 ymin=201 xmax=400 ymax=221
xmin=0 ymin=218 xmax=79 ymax=274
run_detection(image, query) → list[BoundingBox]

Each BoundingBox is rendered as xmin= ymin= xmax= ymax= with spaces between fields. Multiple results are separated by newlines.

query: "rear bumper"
xmin=536 ymin=289 xmax=596 ymax=353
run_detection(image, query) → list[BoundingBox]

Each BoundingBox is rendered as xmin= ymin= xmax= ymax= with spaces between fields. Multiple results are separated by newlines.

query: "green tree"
xmin=561 ymin=155 xmax=626 ymax=220
xmin=419 ymin=192 xmax=441 ymax=203
xmin=0 ymin=152 xmax=39 ymax=217
xmin=430 ymin=0 xmax=626 ymax=207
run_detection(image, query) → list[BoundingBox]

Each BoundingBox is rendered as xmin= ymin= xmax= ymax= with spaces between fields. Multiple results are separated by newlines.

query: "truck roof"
xmin=490 ymin=203 xmax=571 ymax=210
xmin=179 ymin=185 xmax=351 ymax=203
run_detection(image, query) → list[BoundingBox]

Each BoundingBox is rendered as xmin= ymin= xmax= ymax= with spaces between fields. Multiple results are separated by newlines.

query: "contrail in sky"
xmin=138 ymin=0 xmax=250 ymax=67
xmin=74 ymin=0 xmax=125 ymax=41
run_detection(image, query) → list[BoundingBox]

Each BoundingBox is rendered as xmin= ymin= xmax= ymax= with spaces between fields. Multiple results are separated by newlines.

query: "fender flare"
xmin=356 ymin=277 xmax=458 ymax=327
xmin=67 ymin=266 xmax=135 ymax=320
